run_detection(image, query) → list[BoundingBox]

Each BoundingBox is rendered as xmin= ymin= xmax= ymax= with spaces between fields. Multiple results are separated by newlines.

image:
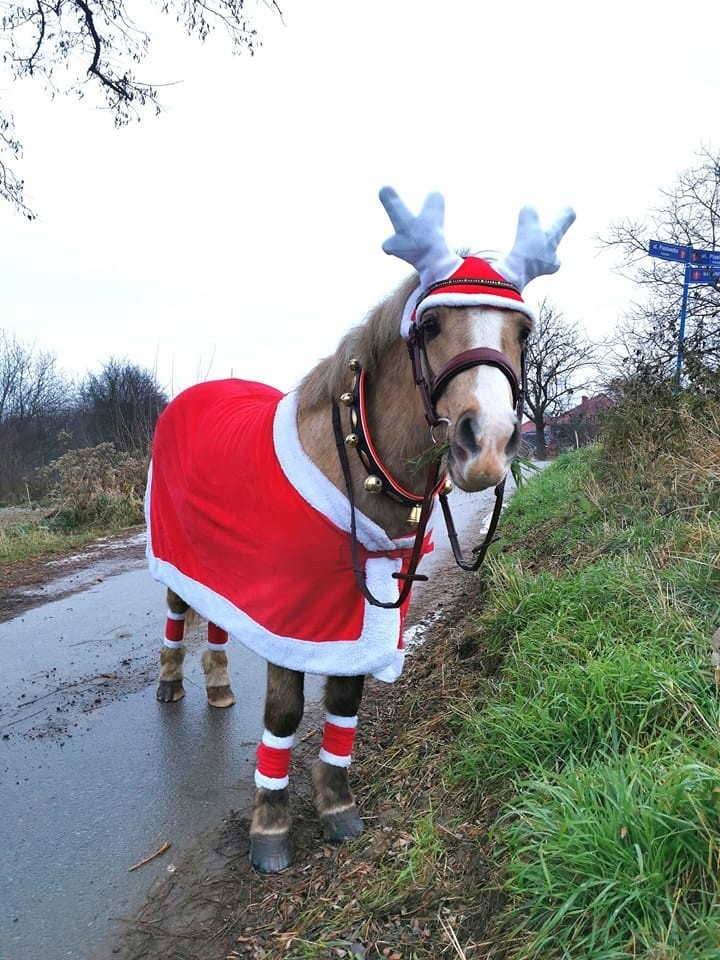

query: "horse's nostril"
xmin=505 ymin=422 xmax=521 ymax=455
xmin=456 ymin=414 xmax=479 ymax=456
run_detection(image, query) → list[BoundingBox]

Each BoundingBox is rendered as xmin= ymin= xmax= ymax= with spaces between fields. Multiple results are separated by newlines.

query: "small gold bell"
xmin=339 ymin=392 xmax=353 ymax=407
xmin=364 ymin=475 xmax=383 ymax=493
xmin=408 ymin=505 xmax=423 ymax=524
xmin=348 ymin=358 xmax=361 ymax=371
xmin=439 ymin=478 xmax=454 ymax=496
xmin=345 ymin=433 xmax=359 ymax=447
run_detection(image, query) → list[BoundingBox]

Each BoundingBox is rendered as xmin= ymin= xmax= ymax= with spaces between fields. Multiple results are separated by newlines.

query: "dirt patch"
xmin=114 ymin=568 xmax=506 ymax=960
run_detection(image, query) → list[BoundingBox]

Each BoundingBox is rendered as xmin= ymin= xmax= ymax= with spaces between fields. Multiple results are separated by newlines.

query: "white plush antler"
xmin=379 ymin=186 xmax=462 ymax=289
xmin=494 ymin=206 xmax=576 ymax=291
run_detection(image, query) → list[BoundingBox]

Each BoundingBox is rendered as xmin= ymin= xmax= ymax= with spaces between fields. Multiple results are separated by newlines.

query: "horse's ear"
xmin=494 ymin=206 xmax=576 ymax=291
xmin=378 ymin=186 xmax=463 ymax=289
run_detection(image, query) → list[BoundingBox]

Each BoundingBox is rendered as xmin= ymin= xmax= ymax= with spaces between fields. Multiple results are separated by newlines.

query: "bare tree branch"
xmin=0 ymin=0 xmax=282 ymax=216
xmin=524 ymin=299 xmax=601 ymax=459
xmin=598 ymin=145 xmax=720 ymax=390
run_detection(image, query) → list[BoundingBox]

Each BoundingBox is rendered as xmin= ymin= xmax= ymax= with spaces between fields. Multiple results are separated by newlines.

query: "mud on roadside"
xmin=0 ymin=527 xmax=147 ymax=622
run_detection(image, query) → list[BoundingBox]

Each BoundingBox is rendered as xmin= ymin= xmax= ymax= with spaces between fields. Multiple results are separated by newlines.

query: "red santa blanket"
xmin=145 ymin=379 xmax=433 ymax=682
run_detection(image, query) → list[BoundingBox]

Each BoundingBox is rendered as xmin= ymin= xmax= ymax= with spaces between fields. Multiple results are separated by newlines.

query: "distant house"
xmin=521 ymin=394 xmax=615 ymax=456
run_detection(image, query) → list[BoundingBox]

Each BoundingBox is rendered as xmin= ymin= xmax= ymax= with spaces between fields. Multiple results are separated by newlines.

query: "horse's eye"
xmin=519 ymin=325 xmax=531 ymax=344
xmin=421 ymin=313 xmax=441 ymax=341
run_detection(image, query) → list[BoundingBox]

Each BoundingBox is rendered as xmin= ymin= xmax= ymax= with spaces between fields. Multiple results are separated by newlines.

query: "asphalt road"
xmin=0 ymin=481 xmax=514 ymax=960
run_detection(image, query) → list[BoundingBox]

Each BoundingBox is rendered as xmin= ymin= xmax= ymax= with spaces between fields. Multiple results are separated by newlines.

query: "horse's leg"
xmin=156 ymin=588 xmax=188 ymax=703
xmin=250 ymin=664 xmax=305 ymax=873
xmin=201 ymin=623 xmax=236 ymax=708
xmin=313 ymin=675 xmax=365 ymax=843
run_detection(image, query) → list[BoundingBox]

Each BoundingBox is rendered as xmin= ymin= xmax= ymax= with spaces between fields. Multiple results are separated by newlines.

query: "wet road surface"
xmin=0 ymin=483 xmax=512 ymax=960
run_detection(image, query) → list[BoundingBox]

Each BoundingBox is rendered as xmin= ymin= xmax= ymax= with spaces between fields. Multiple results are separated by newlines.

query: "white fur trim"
xmin=400 ymin=285 xmax=422 ymax=338
xmin=166 ymin=610 xmax=186 ymax=621
xmin=261 ymin=730 xmax=295 ymax=749
xmin=147 ymin=551 xmax=406 ymax=681
xmin=163 ymin=638 xmax=184 ymax=649
xmin=319 ymin=748 xmax=352 ymax=768
xmin=207 ymin=641 xmax=228 ymax=651
xmin=274 ymin=392 xmax=407 ymax=552
xmin=146 ymin=419 xmax=411 ymax=683
xmin=325 ymin=713 xmax=358 ymax=729
xmin=254 ymin=771 xmax=289 ymax=790
xmin=416 ymin=292 xmax=535 ymax=324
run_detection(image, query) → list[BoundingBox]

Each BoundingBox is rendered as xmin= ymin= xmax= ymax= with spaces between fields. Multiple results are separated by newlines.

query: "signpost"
xmin=688 ymin=267 xmax=720 ymax=284
xmin=647 ymin=239 xmax=720 ymax=381
xmin=648 ymin=240 xmax=692 ymax=262
xmin=690 ymin=248 xmax=720 ymax=268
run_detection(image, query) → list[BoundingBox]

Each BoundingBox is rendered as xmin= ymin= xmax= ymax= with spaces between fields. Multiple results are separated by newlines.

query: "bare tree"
xmin=524 ymin=299 xmax=599 ymax=459
xmin=77 ymin=357 xmax=167 ymax=452
xmin=0 ymin=329 xmax=69 ymax=420
xmin=601 ymin=145 xmax=720 ymax=390
xmin=0 ymin=0 xmax=282 ymax=217
xmin=0 ymin=329 xmax=71 ymax=497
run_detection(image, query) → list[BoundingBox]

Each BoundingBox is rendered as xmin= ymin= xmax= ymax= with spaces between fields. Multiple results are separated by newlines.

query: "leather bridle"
xmin=407 ymin=320 xmax=524 ymax=428
xmin=333 ymin=320 xmax=526 ymax=607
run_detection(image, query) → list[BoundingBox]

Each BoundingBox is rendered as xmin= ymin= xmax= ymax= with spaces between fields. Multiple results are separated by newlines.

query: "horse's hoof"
xmin=321 ymin=807 xmax=365 ymax=843
xmin=156 ymin=680 xmax=185 ymax=703
xmin=250 ymin=833 xmax=293 ymax=873
xmin=206 ymin=685 xmax=236 ymax=708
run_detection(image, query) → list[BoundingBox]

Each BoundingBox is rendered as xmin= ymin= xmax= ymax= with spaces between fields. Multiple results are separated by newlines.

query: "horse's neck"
xmin=296 ymin=341 xmax=432 ymax=541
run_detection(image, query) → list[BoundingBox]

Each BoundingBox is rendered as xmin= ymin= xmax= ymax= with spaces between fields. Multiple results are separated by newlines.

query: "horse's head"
xmin=415 ymin=302 xmax=531 ymax=491
xmin=379 ymin=187 xmax=575 ymax=492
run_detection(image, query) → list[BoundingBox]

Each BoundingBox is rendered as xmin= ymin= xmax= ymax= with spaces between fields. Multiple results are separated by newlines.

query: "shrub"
xmin=41 ymin=442 xmax=147 ymax=530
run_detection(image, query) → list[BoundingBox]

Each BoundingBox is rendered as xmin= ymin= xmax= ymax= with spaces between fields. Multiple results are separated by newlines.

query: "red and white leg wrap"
xmin=207 ymin=622 xmax=228 ymax=651
xmin=319 ymin=713 xmax=358 ymax=768
xmin=164 ymin=610 xmax=186 ymax=649
xmin=255 ymin=730 xmax=295 ymax=790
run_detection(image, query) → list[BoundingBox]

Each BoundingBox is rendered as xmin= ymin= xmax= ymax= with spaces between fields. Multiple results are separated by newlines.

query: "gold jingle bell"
xmin=345 ymin=433 xmax=359 ymax=448
xmin=348 ymin=358 xmax=361 ymax=371
xmin=408 ymin=505 xmax=423 ymax=524
xmin=364 ymin=475 xmax=383 ymax=493
xmin=439 ymin=478 xmax=454 ymax=496
xmin=339 ymin=392 xmax=353 ymax=407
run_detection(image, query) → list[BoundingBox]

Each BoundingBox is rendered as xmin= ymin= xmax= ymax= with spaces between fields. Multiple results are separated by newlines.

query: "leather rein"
xmin=332 ymin=321 xmax=526 ymax=609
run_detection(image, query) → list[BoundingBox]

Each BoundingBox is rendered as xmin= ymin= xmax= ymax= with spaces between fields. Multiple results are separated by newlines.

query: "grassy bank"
xmin=453 ymin=437 xmax=720 ymax=959
xmin=245 ymin=397 xmax=719 ymax=959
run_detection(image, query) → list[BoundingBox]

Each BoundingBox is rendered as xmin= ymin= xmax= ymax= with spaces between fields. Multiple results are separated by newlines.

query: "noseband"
xmin=332 ymin=319 xmax=527 ymax=607
xmin=407 ymin=322 xmax=525 ymax=428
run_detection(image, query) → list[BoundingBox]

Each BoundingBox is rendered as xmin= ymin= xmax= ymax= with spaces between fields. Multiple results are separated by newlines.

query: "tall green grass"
xmin=451 ymin=403 xmax=720 ymax=958
xmin=500 ymin=755 xmax=720 ymax=958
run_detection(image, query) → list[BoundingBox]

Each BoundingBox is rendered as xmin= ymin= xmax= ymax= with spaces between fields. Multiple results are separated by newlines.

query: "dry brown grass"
xmin=602 ymin=392 xmax=720 ymax=518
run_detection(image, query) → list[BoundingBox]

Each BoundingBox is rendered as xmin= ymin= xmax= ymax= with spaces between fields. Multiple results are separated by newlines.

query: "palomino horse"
xmin=145 ymin=187 xmax=575 ymax=872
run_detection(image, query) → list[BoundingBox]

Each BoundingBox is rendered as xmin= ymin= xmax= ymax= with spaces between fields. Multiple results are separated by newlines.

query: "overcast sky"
xmin=1 ymin=0 xmax=717 ymax=395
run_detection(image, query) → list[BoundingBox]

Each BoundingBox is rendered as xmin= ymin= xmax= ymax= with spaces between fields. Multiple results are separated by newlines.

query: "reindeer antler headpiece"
xmin=379 ymin=186 xmax=576 ymax=337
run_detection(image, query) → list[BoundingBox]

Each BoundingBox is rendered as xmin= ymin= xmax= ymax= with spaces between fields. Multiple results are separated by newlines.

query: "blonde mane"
xmin=297 ymin=273 xmax=419 ymax=409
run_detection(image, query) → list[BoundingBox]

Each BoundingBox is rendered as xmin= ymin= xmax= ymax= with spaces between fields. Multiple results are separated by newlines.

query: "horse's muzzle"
xmin=449 ymin=411 xmax=519 ymax=491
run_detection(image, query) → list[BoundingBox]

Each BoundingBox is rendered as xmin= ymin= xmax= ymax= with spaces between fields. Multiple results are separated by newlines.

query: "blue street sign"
xmin=648 ymin=241 xmax=720 ymax=383
xmin=688 ymin=267 xmax=720 ymax=284
xmin=690 ymin=248 xmax=720 ymax=268
xmin=648 ymin=239 xmax=692 ymax=262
